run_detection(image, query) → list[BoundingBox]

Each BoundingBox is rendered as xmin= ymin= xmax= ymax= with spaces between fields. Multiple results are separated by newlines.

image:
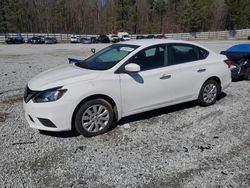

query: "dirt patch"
xmin=0 ymin=88 xmax=23 ymax=95
xmin=102 ymin=127 xmax=124 ymax=141
xmin=0 ymin=94 xmax=23 ymax=104
xmin=199 ymin=110 xmax=224 ymax=121
xmin=0 ymin=112 xmax=11 ymax=122
xmin=26 ymin=149 xmax=74 ymax=187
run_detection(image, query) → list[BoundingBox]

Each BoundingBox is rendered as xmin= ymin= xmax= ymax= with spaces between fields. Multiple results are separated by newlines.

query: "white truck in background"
xmin=117 ymin=32 xmax=131 ymax=41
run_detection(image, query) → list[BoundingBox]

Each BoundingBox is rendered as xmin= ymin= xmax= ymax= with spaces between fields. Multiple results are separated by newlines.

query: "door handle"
xmin=197 ymin=68 xmax=206 ymax=73
xmin=160 ymin=74 xmax=171 ymax=80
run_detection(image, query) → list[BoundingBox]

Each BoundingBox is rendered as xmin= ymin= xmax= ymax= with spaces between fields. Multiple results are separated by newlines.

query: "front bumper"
xmin=23 ymin=99 xmax=74 ymax=132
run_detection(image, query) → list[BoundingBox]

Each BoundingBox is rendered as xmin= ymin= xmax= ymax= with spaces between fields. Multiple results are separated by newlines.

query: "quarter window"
xmin=198 ymin=47 xmax=209 ymax=59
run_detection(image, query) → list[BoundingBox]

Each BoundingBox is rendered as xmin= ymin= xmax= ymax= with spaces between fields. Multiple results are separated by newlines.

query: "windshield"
xmin=75 ymin=44 xmax=139 ymax=70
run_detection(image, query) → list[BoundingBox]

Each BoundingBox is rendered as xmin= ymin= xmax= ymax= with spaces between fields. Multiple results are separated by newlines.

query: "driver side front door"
xmin=119 ymin=44 xmax=175 ymax=117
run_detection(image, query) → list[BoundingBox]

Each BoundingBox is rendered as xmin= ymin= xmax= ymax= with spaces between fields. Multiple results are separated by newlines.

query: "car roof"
xmin=120 ymin=39 xmax=204 ymax=48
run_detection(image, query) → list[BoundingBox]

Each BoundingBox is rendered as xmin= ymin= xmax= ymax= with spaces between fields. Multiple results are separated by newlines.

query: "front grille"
xmin=24 ymin=86 xmax=38 ymax=103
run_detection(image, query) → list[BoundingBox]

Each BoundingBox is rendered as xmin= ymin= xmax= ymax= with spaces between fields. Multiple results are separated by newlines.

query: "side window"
xmin=169 ymin=44 xmax=199 ymax=65
xmin=129 ymin=44 xmax=167 ymax=71
xmin=198 ymin=47 xmax=209 ymax=60
xmin=145 ymin=48 xmax=156 ymax=57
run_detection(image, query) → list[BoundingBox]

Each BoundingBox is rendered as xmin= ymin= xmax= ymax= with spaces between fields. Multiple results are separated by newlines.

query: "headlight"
xmin=33 ymin=87 xmax=67 ymax=103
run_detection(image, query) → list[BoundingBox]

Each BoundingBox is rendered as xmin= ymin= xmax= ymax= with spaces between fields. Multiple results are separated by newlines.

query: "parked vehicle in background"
xmin=90 ymin=37 xmax=99 ymax=43
xmin=5 ymin=37 xmax=17 ymax=44
xmin=70 ymin=36 xmax=78 ymax=43
xmin=136 ymin=35 xmax=146 ymax=40
xmin=118 ymin=32 xmax=130 ymax=41
xmin=27 ymin=37 xmax=33 ymax=43
xmin=122 ymin=35 xmax=131 ymax=41
xmin=221 ymin=44 xmax=250 ymax=80
xmin=155 ymin=34 xmax=166 ymax=39
xmin=109 ymin=34 xmax=120 ymax=43
xmin=30 ymin=36 xmax=45 ymax=44
xmin=45 ymin=37 xmax=57 ymax=44
xmin=136 ymin=34 xmax=165 ymax=40
xmin=23 ymin=39 xmax=231 ymax=137
xmin=5 ymin=34 xmax=25 ymax=44
xmin=146 ymin=34 xmax=155 ymax=39
xmin=80 ymin=37 xmax=92 ymax=44
xmin=98 ymin=35 xmax=110 ymax=43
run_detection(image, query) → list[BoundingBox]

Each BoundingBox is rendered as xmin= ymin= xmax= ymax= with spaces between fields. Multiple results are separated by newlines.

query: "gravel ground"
xmin=0 ymin=41 xmax=249 ymax=188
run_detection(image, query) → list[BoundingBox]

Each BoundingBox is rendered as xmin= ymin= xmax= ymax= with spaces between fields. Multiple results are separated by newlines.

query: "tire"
xmin=74 ymin=99 xmax=114 ymax=137
xmin=197 ymin=79 xmax=220 ymax=106
xmin=243 ymin=68 xmax=250 ymax=80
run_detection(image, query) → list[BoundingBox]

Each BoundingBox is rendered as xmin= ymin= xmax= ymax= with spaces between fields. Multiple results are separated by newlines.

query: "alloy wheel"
xmin=202 ymin=83 xmax=217 ymax=104
xmin=81 ymin=104 xmax=110 ymax=133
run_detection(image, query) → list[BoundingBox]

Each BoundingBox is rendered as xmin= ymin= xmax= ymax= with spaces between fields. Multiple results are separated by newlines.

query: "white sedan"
xmin=23 ymin=40 xmax=231 ymax=137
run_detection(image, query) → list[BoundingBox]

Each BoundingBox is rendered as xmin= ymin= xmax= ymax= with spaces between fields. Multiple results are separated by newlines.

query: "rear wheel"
xmin=74 ymin=99 xmax=114 ymax=137
xmin=198 ymin=79 xmax=220 ymax=106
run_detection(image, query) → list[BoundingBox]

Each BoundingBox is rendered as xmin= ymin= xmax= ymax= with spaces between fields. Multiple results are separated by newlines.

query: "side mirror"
xmin=220 ymin=51 xmax=226 ymax=55
xmin=124 ymin=63 xmax=141 ymax=72
xmin=91 ymin=48 xmax=96 ymax=53
xmin=68 ymin=58 xmax=81 ymax=64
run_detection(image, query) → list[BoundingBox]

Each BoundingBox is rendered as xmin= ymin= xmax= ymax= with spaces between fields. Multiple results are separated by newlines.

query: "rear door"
xmin=164 ymin=43 xmax=210 ymax=102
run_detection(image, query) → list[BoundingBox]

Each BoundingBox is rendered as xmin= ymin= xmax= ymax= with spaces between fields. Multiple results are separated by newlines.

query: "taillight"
xmin=224 ymin=60 xmax=231 ymax=68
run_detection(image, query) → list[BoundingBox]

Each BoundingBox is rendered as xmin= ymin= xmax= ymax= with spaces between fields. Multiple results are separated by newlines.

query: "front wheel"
xmin=74 ymin=99 xmax=114 ymax=137
xmin=197 ymin=79 xmax=220 ymax=106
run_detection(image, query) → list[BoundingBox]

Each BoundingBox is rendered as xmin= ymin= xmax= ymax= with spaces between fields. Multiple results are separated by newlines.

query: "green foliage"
xmin=176 ymin=0 xmax=213 ymax=32
xmin=0 ymin=0 xmax=249 ymax=34
xmin=115 ymin=0 xmax=132 ymax=31
xmin=52 ymin=0 xmax=66 ymax=32
xmin=153 ymin=0 xmax=168 ymax=32
xmin=225 ymin=0 xmax=250 ymax=29
xmin=0 ymin=0 xmax=20 ymax=33
xmin=153 ymin=0 xmax=167 ymax=15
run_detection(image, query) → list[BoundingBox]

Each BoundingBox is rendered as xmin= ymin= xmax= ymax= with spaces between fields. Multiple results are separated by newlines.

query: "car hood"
xmin=28 ymin=64 xmax=99 ymax=90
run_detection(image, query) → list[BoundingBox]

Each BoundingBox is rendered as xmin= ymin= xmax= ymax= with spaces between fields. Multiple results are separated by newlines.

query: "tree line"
xmin=0 ymin=0 xmax=250 ymax=34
